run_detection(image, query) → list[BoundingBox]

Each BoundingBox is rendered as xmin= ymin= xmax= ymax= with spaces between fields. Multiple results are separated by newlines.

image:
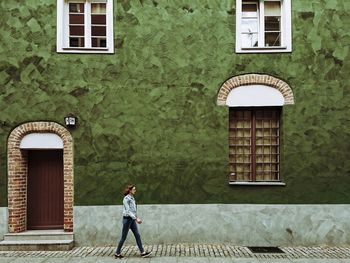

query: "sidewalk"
xmin=0 ymin=244 xmax=350 ymax=262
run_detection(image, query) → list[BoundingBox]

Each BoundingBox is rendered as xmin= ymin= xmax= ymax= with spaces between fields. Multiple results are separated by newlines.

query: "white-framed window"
xmin=57 ymin=0 xmax=114 ymax=53
xmin=235 ymin=0 xmax=292 ymax=53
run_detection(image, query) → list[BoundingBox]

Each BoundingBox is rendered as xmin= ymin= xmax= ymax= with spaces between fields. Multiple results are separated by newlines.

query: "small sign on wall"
xmin=64 ymin=114 xmax=77 ymax=127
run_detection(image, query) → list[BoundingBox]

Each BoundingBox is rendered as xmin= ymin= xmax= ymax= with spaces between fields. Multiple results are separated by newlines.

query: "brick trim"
xmin=217 ymin=74 xmax=294 ymax=106
xmin=7 ymin=122 xmax=73 ymax=233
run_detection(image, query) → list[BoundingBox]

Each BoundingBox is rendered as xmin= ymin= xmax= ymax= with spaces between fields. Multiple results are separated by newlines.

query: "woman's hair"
xmin=123 ymin=184 xmax=135 ymax=196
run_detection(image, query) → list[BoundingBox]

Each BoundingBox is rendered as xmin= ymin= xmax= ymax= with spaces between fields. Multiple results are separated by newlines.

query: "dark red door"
xmin=27 ymin=150 xmax=64 ymax=230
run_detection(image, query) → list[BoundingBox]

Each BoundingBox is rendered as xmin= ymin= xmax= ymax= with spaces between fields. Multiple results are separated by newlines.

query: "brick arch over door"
xmin=216 ymin=74 xmax=294 ymax=106
xmin=7 ymin=122 xmax=73 ymax=233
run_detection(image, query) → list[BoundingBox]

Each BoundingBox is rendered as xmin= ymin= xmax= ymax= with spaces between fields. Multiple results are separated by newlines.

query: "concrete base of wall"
xmin=73 ymin=204 xmax=350 ymax=246
xmin=0 ymin=207 xmax=7 ymax=241
xmin=1 ymin=205 xmax=350 ymax=247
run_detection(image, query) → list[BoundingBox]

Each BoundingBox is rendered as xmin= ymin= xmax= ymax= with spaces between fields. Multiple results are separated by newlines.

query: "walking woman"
xmin=115 ymin=184 xmax=152 ymax=259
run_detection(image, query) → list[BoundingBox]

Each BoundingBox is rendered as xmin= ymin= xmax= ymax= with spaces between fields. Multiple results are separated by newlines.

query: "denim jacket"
xmin=122 ymin=194 xmax=137 ymax=219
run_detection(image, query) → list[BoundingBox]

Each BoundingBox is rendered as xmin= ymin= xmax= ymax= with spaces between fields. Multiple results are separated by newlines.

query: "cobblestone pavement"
xmin=0 ymin=244 xmax=350 ymax=261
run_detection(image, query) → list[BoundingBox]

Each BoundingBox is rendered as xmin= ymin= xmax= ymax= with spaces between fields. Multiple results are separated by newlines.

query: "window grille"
xmin=229 ymin=107 xmax=281 ymax=182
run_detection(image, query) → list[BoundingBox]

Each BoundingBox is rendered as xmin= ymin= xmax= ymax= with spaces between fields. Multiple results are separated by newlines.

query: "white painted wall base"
xmin=73 ymin=204 xmax=350 ymax=246
xmin=1 ymin=205 xmax=349 ymax=246
xmin=0 ymin=208 xmax=7 ymax=241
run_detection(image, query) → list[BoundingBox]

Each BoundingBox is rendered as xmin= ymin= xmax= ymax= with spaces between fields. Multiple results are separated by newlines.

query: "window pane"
xmin=69 ymin=3 xmax=84 ymax=13
xmin=91 ymin=15 xmax=106 ymax=24
xmin=69 ymin=14 xmax=84 ymax=24
xmin=70 ymin=26 xmax=84 ymax=36
xmin=236 ymin=170 xmax=249 ymax=181
xmin=265 ymin=16 xmax=280 ymax=31
xmin=91 ymin=26 xmax=106 ymax=36
xmin=92 ymin=38 xmax=107 ymax=47
xmin=265 ymin=1 xmax=281 ymax=16
xmin=265 ymin=32 xmax=281 ymax=46
xmin=243 ymin=3 xmax=257 ymax=12
xmin=70 ymin=37 xmax=84 ymax=47
xmin=235 ymin=155 xmax=251 ymax=163
xmin=241 ymin=18 xmax=258 ymax=33
xmin=241 ymin=33 xmax=258 ymax=48
xmin=235 ymin=138 xmax=251 ymax=146
xmin=91 ymin=3 xmax=106 ymax=14
xmin=242 ymin=1 xmax=258 ymax=17
xmin=256 ymin=172 xmax=279 ymax=181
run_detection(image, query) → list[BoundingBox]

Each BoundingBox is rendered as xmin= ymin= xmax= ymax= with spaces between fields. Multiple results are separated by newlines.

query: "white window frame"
xmin=235 ymin=0 xmax=292 ymax=53
xmin=57 ymin=0 xmax=114 ymax=53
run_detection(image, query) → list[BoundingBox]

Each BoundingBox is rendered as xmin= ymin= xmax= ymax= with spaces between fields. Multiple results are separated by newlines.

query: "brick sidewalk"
xmin=0 ymin=244 xmax=350 ymax=260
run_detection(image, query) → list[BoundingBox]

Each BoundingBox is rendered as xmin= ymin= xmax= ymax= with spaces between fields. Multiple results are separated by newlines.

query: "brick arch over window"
xmin=7 ymin=122 xmax=73 ymax=233
xmin=217 ymin=74 xmax=294 ymax=106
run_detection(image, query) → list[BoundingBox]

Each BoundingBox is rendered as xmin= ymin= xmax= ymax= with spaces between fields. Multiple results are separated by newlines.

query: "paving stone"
xmin=125 ymin=257 xmax=151 ymax=263
xmin=230 ymin=259 xmax=260 ymax=263
xmin=178 ymin=257 xmax=210 ymax=262
xmin=258 ymin=259 xmax=292 ymax=263
xmin=10 ymin=258 xmax=48 ymax=263
xmin=149 ymin=256 xmax=178 ymax=263
xmin=0 ymin=257 xmax=16 ymax=263
xmin=43 ymin=258 xmax=70 ymax=263
xmin=290 ymin=259 xmax=343 ymax=263
xmin=1 ymin=244 xmax=350 ymax=260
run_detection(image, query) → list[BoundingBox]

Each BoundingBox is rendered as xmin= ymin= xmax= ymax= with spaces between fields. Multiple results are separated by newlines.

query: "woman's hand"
xmin=136 ymin=218 xmax=142 ymax=224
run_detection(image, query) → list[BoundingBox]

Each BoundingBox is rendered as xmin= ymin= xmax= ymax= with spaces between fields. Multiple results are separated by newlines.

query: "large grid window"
xmin=229 ymin=107 xmax=281 ymax=182
xmin=236 ymin=0 xmax=292 ymax=53
xmin=57 ymin=0 xmax=114 ymax=53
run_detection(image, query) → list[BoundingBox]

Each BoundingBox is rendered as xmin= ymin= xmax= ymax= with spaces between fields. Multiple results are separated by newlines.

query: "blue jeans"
xmin=116 ymin=217 xmax=144 ymax=254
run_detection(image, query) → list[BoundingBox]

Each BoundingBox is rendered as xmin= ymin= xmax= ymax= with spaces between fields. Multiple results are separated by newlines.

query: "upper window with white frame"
xmin=57 ymin=0 xmax=114 ymax=53
xmin=235 ymin=0 xmax=292 ymax=53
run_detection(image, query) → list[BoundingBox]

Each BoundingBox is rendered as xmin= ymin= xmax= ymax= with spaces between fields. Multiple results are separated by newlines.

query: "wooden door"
xmin=27 ymin=150 xmax=64 ymax=230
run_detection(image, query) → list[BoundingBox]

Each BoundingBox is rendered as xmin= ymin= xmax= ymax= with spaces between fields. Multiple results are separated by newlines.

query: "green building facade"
xmin=0 ymin=0 xmax=349 ymax=246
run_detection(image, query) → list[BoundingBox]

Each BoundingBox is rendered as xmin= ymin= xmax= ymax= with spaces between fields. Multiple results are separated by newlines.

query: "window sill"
xmin=242 ymin=46 xmax=287 ymax=50
xmin=236 ymin=46 xmax=292 ymax=54
xmin=229 ymin=181 xmax=286 ymax=186
xmin=57 ymin=47 xmax=114 ymax=54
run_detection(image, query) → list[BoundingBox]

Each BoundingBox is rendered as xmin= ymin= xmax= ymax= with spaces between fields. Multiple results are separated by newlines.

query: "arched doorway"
xmin=7 ymin=122 xmax=74 ymax=233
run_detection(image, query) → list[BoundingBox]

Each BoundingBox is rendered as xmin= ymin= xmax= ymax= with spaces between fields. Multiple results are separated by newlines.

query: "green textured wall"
xmin=0 ymin=0 xmax=349 ymax=206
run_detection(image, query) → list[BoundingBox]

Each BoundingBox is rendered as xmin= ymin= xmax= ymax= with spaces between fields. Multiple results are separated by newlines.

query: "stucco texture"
xmin=0 ymin=0 xmax=349 ymax=205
